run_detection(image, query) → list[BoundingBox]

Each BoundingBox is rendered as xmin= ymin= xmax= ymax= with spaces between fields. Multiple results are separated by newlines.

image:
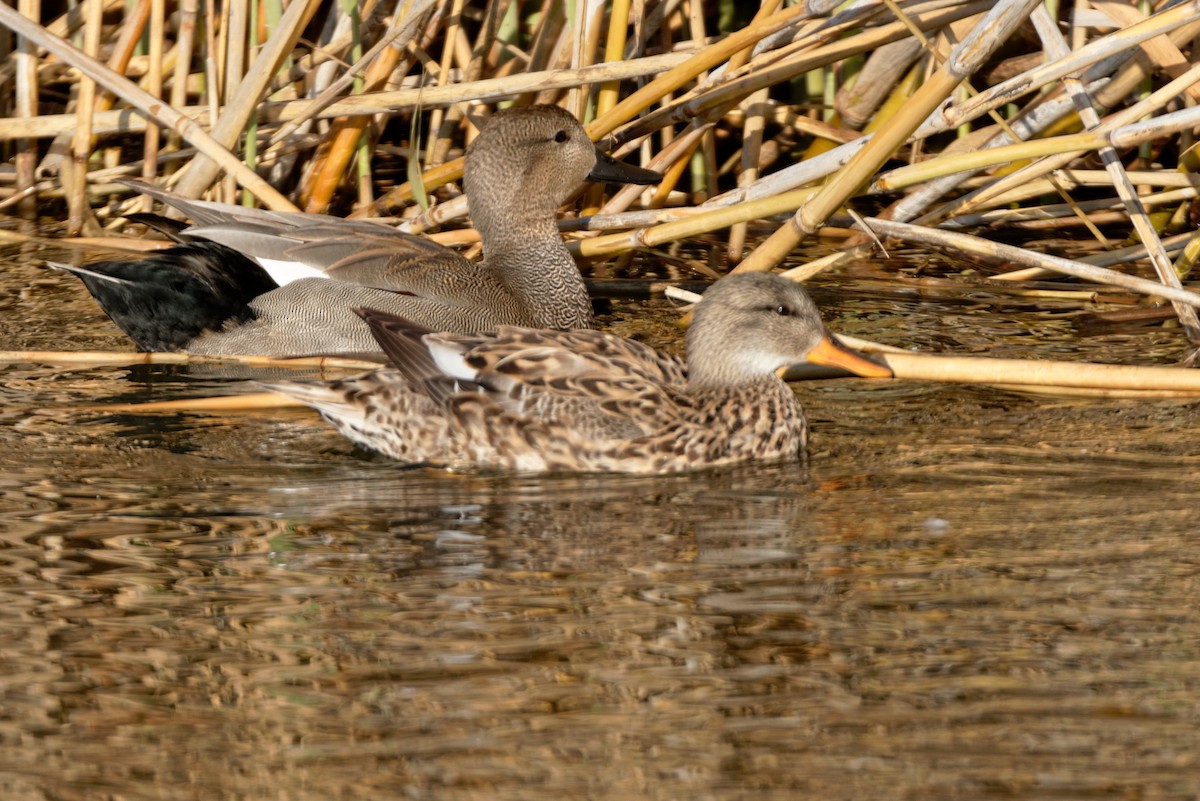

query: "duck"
xmin=261 ymin=273 xmax=893 ymax=474
xmin=50 ymin=104 xmax=661 ymax=357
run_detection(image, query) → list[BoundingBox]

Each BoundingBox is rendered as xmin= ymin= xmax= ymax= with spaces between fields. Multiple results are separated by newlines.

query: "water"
xmin=2 ymin=238 xmax=1199 ymax=800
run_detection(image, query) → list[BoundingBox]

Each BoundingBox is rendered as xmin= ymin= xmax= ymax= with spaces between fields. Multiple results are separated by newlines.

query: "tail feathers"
xmin=49 ymin=262 xmax=132 ymax=286
xmin=121 ymin=212 xmax=191 ymax=242
xmin=52 ymin=241 xmax=278 ymax=352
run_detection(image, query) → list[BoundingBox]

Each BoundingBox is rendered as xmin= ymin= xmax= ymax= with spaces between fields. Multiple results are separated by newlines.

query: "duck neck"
xmin=481 ymin=220 xmax=595 ymax=330
xmin=687 ymin=369 xmax=784 ymax=394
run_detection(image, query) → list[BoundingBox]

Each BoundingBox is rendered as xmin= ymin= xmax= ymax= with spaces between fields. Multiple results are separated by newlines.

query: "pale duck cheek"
xmin=255 ymin=258 xmax=329 ymax=286
xmin=741 ymin=348 xmax=793 ymax=375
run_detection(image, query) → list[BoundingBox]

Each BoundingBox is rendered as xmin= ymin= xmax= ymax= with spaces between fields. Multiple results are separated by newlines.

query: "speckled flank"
xmin=264 ymin=273 xmax=889 ymax=474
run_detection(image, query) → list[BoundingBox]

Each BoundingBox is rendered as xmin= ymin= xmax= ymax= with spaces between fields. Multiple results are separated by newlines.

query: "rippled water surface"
xmin=2 ymin=239 xmax=1199 ymax=800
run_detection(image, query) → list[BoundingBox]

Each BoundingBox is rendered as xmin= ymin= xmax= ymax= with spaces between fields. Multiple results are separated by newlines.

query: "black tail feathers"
xmin=52 ymin=241 xmax=278 ymax=351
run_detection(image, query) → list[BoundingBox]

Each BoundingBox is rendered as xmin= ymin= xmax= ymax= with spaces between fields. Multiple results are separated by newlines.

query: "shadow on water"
xmin=2 ymin=241 xmax=1199 ymax=799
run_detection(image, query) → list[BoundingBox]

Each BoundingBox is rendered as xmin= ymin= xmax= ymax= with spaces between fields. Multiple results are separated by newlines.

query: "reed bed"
xmin=4 ymin=0 xmax=1200 ymax=391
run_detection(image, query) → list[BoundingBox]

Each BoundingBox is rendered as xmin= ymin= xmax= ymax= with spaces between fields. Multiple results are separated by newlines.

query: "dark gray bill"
xmin=588 ymin=148 xmax=662 ymax=185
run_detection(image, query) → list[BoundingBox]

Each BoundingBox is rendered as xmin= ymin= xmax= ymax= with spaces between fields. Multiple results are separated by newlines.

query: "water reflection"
xmin=2 ymin=243 xmax=1200 ymax=799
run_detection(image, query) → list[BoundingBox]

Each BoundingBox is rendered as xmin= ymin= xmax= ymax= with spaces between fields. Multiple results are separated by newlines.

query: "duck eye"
xmin=554 ymin=130 xmax=569 ymax=143
xmin=775 ymin=304 xmax=792 ymax=316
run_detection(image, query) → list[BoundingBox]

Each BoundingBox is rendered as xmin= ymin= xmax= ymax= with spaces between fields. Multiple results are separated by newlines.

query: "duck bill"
xmin=588 ymin=148 xmax=662 ymax=185
xmin=806 ymin=336 xmax=893 ymax=378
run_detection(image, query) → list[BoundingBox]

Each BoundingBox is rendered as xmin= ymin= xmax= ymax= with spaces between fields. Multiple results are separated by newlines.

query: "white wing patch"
xmin=255 ymin=258 xmax=329 ymax=286
xmin=426 ymin=340 xmax=478 ymax=382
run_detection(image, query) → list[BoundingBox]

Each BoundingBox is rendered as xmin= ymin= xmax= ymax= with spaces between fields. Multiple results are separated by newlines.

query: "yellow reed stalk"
xmin=0 ymin=2 xmax=299 ymax=211
xmin=726 ymin=0 xmax=784 ymax=74
xmin=584 ymin=0 xmax=632 ymax=214
xmin=1028 ymin=3 xmax=1199 ymax=342
xmin=166 ymin=0 xmax=199 ymax=158
xmin=627 ymin=1 xmax=992 ymax=143
xmin=0 ymin=53 xmax=691 ymax=143
xmin=859 ymin=217 xmax=1200 ymax=310
xmin=728 ymin=87 xmax=770 ymax=265
xmin=0 ymin=350 xmax=379 ymax=370
xmin=14 ymin=0 xmax=39 ymax=219
xmin=1075 ymin=0 xmax=1200 ymax=102
xmin=647 ymin=135 xmax=699 ymax=210
xmin=102 ymin=392 xmax=310 ymax=413
xmin=837 ymin=38 xmax=924 ymax=129
xmin=170 ymin=0 xmax=323 ymax=200
xmin=224 ymin=0 xmax=247 ymax=106
xmin=735 ymin=0 xmax=1045 ymax=275
xmin=800 ymin=336 xmax=1200 ymax=397
xmin=577 ymin=186 xmax=819 ymax=258
xmin=1171 ymin=142 xmax=1200 ymax=279
xmin=370 ymin=3 xmax=812 ymax=209
xmin=587 ymin=2 xmax=812 ymax=140
xmin=734 ymin=69 xmax=964 ymax=274
xmin=299 ymin=10 xmax=405 ymax=213
xmin=141 ymin=0 xmax=165 ymax=199
xmin=265 ymin=0 xmax=440 ymax=148
xmin=66 ymin=0 xmax=102 ymax=236
xmin=423 ymin=0 xmax=464 ymax=164
xmin=870 ymin=352 xmax=1200 ymax=393
xmin=928 ymin=0 xmax=1200 ymax=133
xmin=860 ymin=56 xmax=924 ymax=135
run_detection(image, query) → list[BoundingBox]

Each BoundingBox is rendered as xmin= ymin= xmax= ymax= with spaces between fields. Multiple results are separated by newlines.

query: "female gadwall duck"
xmin=262 ymin=273 xmax=893 ymax=473
xmin=52 ymin=104 xmax=660 ymax=356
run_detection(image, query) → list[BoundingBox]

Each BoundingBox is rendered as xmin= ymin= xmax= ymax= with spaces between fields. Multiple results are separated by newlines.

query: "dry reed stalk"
xmin=166 ymin=0 xmax=198 ymax=159
xmin=290 ymin=0 xmax=445 ymax=210
xmin=423 ymin=0 xmax=466 ymax=168
xmin=875 ymin=97 xmax=1200 ymax=194
xmin=0 ymin=350 xmax=379 ymax=370
xmin=628 ymin=0 xmax=993 ymax=144
xmin=0 ymin=2 xmax=297 ymax=209
xmin=582 ymin=0 xmax=632 ymax=214
xmin=0 ymin=52 xmax=691 ymax=142
xmin=170 ymin=0 xmax=321 ymax=200
xmin=869 ymin=352 xmax=1200 ymax=394
xmin=836 ymin=37 xmax=924 ymax=129
xmin=142 ymin=0 xmax=166 ymax=200
xmin=689 ymin=6 xmax=993 ymax=213
xmin=1029 ymin=4 xmax=1199 ymax=343
xmin=915 ymin=29 xmax=1200 ymax=224
xmin=727 ymin=87 xmax=770 ymax=265
xmin=578 ymin=185 xmax=820 ymax=258
xmin=859 ymin=217 xmax=1200 ymax=310
xmin=65 ymin=0 xmax=102 ymax=236
xmin=101 ymin=392 xmax=310 ymax=413
xmin=920 ymin=0 xmax=1200 ymax=136
xmin=947 ymin=186 xmax=1200 ymax=229
xmin=14 ymin=0 xmax=39 ymax=220
xmin=735 ymin=0 xmax=1043 ymax=275
xmin=297 ymin=7 xmax=407 ymax=213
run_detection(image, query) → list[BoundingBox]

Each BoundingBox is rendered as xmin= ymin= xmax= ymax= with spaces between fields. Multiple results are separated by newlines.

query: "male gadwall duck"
xmin=262 ymin=273 xmax=893 ymax=473
xmin=51 ymin=104 xmax=660 ymax=356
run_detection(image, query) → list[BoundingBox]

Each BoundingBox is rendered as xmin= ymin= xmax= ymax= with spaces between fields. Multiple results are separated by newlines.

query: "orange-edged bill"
xmin=806 ymin=336 xmax=893 ymax=378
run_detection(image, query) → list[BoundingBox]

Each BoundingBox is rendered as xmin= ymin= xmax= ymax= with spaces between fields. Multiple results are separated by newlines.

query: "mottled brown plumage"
xmin=63 ymin=105 xmax=659 ymax=356
xmin=263 ymin=274 xmax=892 ymax=473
